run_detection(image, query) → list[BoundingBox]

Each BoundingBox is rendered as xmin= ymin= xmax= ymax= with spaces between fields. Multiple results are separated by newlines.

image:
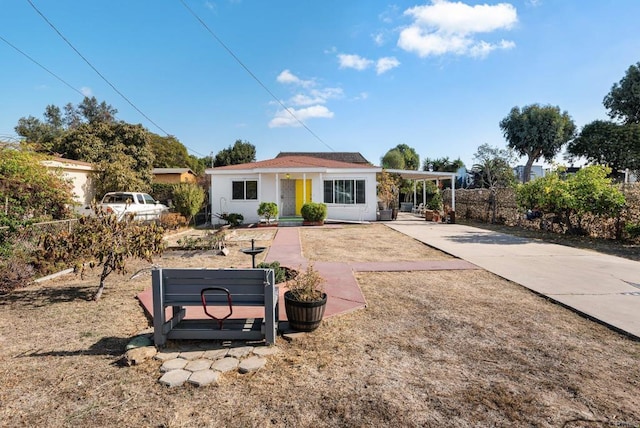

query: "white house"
xmin=41 ymin=157 xmax=96 ymax=215
xmin=206 ymin=155 xmax=381 ymax=223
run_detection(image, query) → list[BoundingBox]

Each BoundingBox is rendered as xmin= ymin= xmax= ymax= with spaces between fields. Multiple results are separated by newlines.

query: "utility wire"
xmin=0 ymin=34 xmax=85 ymax=98
xmin=179 ymin=0 xmax=335 ymax=152
xmin=26 ymin=0 xmax=172 ymax=137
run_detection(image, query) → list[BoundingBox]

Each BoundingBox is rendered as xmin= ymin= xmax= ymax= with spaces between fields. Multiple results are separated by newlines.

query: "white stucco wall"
xmin=210 ymin=170 xmax=378 ymax=224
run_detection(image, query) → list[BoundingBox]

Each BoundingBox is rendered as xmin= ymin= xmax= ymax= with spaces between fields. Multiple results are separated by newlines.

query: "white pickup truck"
xmin=99 ymin=192 xmax=168 ymax=221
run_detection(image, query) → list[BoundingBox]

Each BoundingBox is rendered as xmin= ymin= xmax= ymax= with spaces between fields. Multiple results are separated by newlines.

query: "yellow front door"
xmin=295 ymin=179 xmax=312 ymax=215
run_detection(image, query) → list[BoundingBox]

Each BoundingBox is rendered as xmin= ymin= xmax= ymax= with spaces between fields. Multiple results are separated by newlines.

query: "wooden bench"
xmin=152 ymin=268 xmax=278 ymax=346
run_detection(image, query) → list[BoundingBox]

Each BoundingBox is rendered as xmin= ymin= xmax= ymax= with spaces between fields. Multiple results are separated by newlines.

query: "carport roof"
xmin=385 ymin=169 xmax=456 ymax=181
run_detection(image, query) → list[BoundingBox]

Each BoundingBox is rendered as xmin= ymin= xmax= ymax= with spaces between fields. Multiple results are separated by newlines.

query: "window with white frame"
xmin=323 ymin=179 xmax=365 ymax=204
xmin=232 ymin=180 xmax=258 ymax=200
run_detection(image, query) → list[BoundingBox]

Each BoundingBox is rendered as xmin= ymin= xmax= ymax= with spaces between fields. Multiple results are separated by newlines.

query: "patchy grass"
xmin=0 ymin=225 xmax=639 ymax=427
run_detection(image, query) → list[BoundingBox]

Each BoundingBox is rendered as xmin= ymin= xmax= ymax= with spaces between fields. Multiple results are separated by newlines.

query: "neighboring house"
xmin=152 ymin=168 xmax=197 ymax=184
xmin=513 ymin=165 xmax=545 ymax=182
xmin=41 ymin=157 xmax=95 ymax=215
xmin=207 ymin=155 xmax=381 ymax=223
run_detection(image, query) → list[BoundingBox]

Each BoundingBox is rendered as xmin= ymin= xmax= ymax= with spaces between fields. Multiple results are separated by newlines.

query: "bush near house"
xmin=301 ymin=202 xmax=327 ymax=222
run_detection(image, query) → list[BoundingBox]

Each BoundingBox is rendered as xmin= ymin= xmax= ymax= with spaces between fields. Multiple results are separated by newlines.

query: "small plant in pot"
xmin=284 ymin=264 xmax=327 ymax=332
xmin=257 ymin=202 xmax=278 ymax=225
xmin=300 ymin=202 xmax=327 ymax=226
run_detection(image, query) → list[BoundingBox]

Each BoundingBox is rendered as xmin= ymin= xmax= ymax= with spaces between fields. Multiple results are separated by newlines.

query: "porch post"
xmin=303 ymin=173 xmax=307 ymax=203
xmin=275 ymin=173 xmax=280 ymax=219
xmin=413 ymin=181 xmax=417 ymax=206
xmin=451 ymin=173 xmax=456 ymax=212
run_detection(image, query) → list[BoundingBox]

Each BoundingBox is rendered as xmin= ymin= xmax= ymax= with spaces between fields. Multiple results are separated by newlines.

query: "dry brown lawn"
xmin=1 ymin=224 xmax=639 ymax=427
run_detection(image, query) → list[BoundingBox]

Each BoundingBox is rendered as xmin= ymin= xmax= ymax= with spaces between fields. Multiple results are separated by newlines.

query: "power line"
xmin=26 ymin=0 xmax=173 ymax=137
xmin=179 ymin=0 xmax=335 ymax=152
xmin=0 ymin=34 xmax=85 ymax=98
xmin=22 ymin=0 xmax=207 ymax=158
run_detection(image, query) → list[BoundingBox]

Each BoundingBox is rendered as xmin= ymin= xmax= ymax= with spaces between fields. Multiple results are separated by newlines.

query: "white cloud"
xmin=338 ymin=54 xmax=374 ymax=71
xmin=268 ymin=105 xmax=334 ymax=128
xmin=276 ymin=69 xmax=314 ymax=88
xmin=398 ymin=0 xmax=518 ymax=58
xmin=271 ymin=71 xmax=343 ymax=127
xmin=81 ymin=87 xmax=93 ymax=96
xmin=376 ymin=57 xmax=401 ymax=74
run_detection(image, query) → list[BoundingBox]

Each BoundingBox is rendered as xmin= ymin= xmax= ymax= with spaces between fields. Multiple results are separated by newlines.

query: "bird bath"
xmin=240 ymin=239 xmax=267 ymax=268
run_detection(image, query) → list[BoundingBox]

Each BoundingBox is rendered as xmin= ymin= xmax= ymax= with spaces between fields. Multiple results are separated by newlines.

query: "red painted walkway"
xmin=138 ymin=226 xmax=480 ymax=323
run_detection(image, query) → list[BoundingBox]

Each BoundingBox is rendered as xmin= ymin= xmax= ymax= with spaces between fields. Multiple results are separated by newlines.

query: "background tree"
xmin=567 ymin=120 xmax=640 ymax=175
xmin=214 ymin=140 xmax=256 ymax=166
xmin=0 ymin=147 xmax=74 ymax=225
xmin=422 ymin=156 xmax=464 ymax=172
xmin=500 ymin=104 xmax=576 ymax=182
xmin=380 ymin=149 xmax=405 ymax=169
xmin=568 ymin=63 xmax=640 ymax=178
xmin=171 ymin=183 xmax=205 ymax=225
xmin=472 ymin=144 xmax=517 ymax=223
xmin=603 ymin=62 xmax=640 ymax=124
xmin=150 ymin=134 xmax=191 ymax=168
xmin=393 ymin=144 xmax=420 ymax=170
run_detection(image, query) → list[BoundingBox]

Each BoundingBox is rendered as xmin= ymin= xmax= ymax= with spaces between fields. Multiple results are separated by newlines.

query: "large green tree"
xmin=381 ymin=144 xmax=419 ymax=170
xmin=150 ymin=134 xmax=191 ymax=168
xmin=499 ymin=104 xmax=576 ymax=182
xmin=603 ymin=62 xmax=640 ymax=125
xmin=568 ymin=63 xmax=640 ymax=176
xmin=381 ymin=149 xmax=405 ymax=169
xmin=567 ymin=120 xmax=640 ymax=174
xmin=214 ymin=140 xmax=256 ymax=166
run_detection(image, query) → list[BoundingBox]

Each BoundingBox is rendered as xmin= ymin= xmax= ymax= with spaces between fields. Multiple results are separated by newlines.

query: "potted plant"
xmin=425 ymin=191 xmax=443 ymax=222
xmin=257 ymin=202 xmax=278 ymax=225
xmin=300 ymin=202 xmax=327 ymax=226
xmin=377 ymin=170 xmax=399 ymax=221
xmin=284 ymin=264 xmax=327 ymax=332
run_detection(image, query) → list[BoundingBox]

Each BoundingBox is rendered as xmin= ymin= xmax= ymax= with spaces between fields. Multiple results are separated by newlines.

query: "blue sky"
xmin=1 ymin=1 xmax=639 ymax=169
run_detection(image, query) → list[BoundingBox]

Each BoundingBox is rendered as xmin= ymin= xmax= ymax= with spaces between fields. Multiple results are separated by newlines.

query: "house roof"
xmin=207 ymin=156 xmax=379 ymax=174
xmin=152 ymin=168 xmax=195 ymax=175
xmin=276 ymin=152 xmax=372 ymax=165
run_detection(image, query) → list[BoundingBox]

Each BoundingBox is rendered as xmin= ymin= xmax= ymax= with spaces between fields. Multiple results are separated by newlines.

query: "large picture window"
xmin=323 ymin=179 xmax=366 ymax=204
xmin=232 ymin=180 xmax=258 ymax=200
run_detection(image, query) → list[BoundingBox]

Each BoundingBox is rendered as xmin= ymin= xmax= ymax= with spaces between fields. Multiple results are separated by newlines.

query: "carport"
xmin=385 ymin=169 xmax=457 ymax=213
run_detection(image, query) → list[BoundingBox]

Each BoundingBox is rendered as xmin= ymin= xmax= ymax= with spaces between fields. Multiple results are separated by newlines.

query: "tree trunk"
xmin=523 ymin=156 xmax=536 ymax=183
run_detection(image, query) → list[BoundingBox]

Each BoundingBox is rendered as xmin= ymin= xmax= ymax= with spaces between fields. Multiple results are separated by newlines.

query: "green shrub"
xmin=300 ymin=202 xmax=327 ymax=222
xmin=256 ymin=261 xmax=297 ymax=284
xmin=426 ymin=191 xmax=443 ymax=211
xmin=172 ymin=183 xmax=205 ymax=224
xmin=257 ymin=202 xmax=278 ymax=223
xmin=625 ymin=222 xmax=640 ymax=239
xmin=218 ymin=212 xmax=244 ymax=227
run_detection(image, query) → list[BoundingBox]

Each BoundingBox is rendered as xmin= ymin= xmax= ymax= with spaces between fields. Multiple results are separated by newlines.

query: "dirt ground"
xmin=1 ymin=224 xmax=639 ymax=427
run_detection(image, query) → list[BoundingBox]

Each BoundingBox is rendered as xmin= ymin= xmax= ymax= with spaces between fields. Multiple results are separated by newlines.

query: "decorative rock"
xmin=203 ymin=348 xmax=229 ymax=360
xmin=238 ymin=356 xmax=266 ymax=374
xmin=179 ymin=350 xmax=204 ymax=360
xmin=211 ymin=357 xmax=239 ymax=373
xmin=188 ymin=370 xmax=221 ymax=387
xmin=124 ymin=346 xmax=157 ymax=366
xmin=155 ymin=351 xmax=181 ymax=361
xmin=126 ymin=335 xmax=153 ymax=351
xmin=282 ymin=331 xmax=306 ymax=342
xmin=159 ymin=369 xmax=191 ymax=387
xmin=160 ymin=358 xmax=188 ymax=372
xmin=227 ymin=346 xmax=253 ymax=358
xmin=253 ymin=346 xmax=280 ymax=357
xmin=185 ymin=359 xmax=212 ymax=372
